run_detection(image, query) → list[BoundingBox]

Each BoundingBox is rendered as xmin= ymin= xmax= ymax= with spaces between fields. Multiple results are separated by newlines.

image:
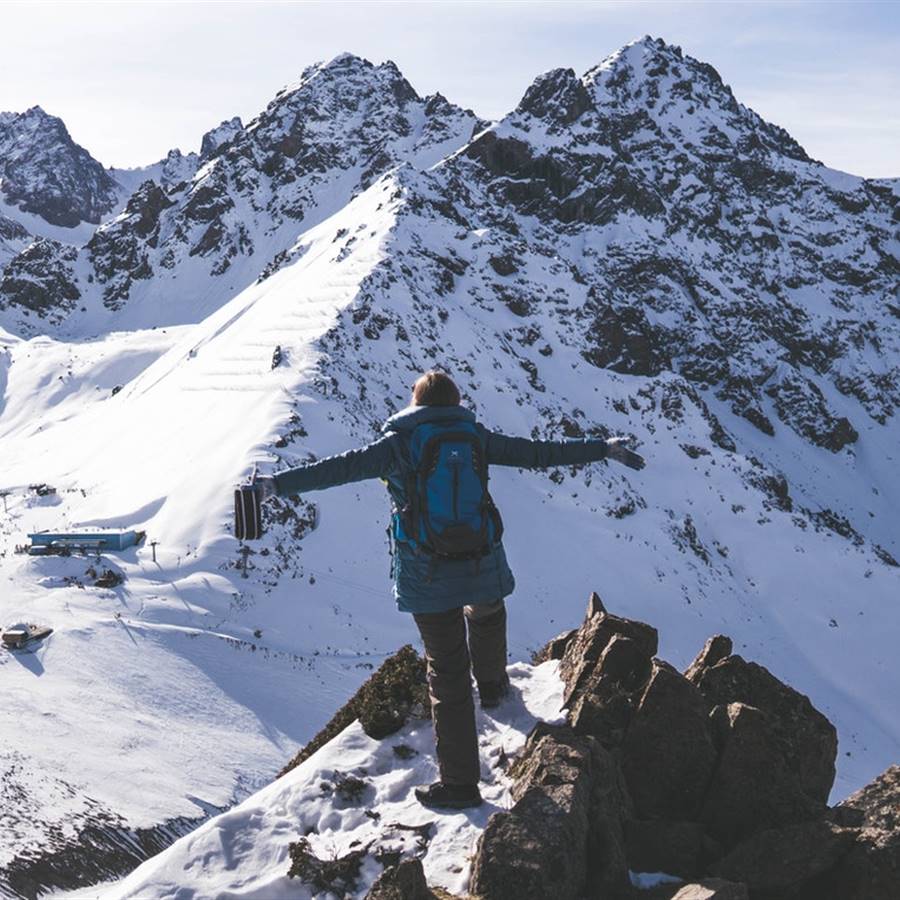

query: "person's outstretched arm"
xmin=257 ymin=436 xmax=398 ymax=499
xmin=483 ymin=429 xmax=644 ymax=470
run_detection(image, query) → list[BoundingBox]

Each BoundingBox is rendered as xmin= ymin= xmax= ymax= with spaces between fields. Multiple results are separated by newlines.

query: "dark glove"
xmin=605 ymin=437 xmax=645 ymax=470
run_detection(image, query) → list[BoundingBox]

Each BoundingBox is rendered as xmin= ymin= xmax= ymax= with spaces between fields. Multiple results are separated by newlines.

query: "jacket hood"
xmin=381 ymin=404 xmax=476 ymax=434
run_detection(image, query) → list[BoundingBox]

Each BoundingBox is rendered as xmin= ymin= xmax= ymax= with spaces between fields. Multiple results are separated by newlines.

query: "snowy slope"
xmin=0 ymin=178 xmax=419 ymax=895
xmin=97 ymin=662 xmax=565 ymax=900
xmin=0 ymin=36 xmax=898 ymax=899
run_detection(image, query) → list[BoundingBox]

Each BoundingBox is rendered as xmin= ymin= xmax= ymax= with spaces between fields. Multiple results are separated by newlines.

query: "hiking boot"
xmin=478 ymin=673 xmax=511 ymax=709
xmin=414 ymin=782 xmax=483 ymax=810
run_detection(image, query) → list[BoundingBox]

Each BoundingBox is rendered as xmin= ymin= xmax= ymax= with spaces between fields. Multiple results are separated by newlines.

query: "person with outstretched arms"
xmin=249 ymin=370 xmax=644 ymax=810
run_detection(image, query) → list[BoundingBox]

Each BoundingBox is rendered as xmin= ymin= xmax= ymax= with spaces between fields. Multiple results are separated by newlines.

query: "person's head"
xmin=411 ymin=370 xmax=460 ymax=407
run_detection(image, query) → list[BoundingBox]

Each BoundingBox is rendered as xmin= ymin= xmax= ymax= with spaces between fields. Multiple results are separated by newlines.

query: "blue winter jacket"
xmin=272 ymin=404 xmax=609 ymax=614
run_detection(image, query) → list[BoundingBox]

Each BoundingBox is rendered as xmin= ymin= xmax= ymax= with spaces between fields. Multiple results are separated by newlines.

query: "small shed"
xmin=27 ymin=530 xmax=144 ymax=555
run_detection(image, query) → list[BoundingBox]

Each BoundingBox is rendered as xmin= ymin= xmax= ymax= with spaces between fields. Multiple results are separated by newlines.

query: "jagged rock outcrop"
xmin=470 ymin=723 xmax=631 ymax=900
xmin=0 ymin=214 xmax=31 ymax=269
xmin=87 ymin=180 xmax=175 ymax=308
xmin=824 ymin=766 xmax=900 ymax=899
xmin=0 ymin=106 xmax=119 ymax=226
xmin=0 ymin=237 xmax=80 ymax=321
xmin=468 ymin=595 xmax=899 ymax=899
xmin=700 ymin=702 xmax=824 ymax=846
xmin=709 ymin=819 xmax=858 ymax=898
xmin=200 ymin=116 xmax=243 ymax=161
xmin=279 ymin=644 xmax=429 ymax=777
xmin=688 ymin=651 xmax=838 ymax=808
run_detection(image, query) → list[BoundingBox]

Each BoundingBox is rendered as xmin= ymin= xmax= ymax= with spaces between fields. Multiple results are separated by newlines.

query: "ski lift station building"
xmin=27 ymin=530 xmax=143 ymax=554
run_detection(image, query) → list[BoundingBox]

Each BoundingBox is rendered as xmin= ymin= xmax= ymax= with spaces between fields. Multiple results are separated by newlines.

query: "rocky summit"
xmin=466 ymin=594 xmax=898 ymax=900
xmin=0 ymin=106 xmax=120 ymax=227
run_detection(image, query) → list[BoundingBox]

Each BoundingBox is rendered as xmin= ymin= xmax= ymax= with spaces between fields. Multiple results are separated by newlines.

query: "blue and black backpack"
xmin=396 ymin=420 xmax=503 ymax=558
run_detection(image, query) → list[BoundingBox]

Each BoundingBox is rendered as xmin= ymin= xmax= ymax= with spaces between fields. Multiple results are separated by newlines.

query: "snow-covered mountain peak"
xmin=1 ymin=42 xmax=898 ymax=896
xmin=0 ymin=105 xmax=120 ymax=229
xmin=583 ymin=35 xmax=812 ymax=163
xmin=277 ymin=51 xmax=421 ymax=117
xmin=0 ymin=55 xmax=483 ymax=334
xmin=200 ymin=116 xmax=243 ymax=161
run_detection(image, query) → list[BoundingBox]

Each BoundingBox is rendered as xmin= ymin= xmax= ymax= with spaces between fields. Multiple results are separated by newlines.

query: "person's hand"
xmin=605 ymin=436 xmax=645 ymax=470
xmin=253 ymin=475 xmax=277 ymax=502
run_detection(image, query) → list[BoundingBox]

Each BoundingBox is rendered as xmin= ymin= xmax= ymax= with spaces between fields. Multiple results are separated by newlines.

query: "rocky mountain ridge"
xmin=0 ymin=53 xmax=484 ymax=331
xmin=0 ymin=106 xmax=120 ymax=228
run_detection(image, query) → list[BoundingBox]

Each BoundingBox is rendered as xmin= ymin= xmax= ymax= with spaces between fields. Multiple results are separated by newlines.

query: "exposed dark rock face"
xmin=0 ymin=806 xmax=205 ymax=900
xmin=507 ymin=597 xmax=898 ymax=899
xmin=559 ymin=597 xmax=658 ymax=707
xmin=531 ymin=627 xmax=577 ymax=664
xmin=0 ymin=106 xmax=119 ymax=226
xmin=87 ymin=180 xmax=175 ymax=308
xmin=625 ymin=819 xmax=709 ymax=880
xmin=200 ymin=116 xmax=244 ymax=160
xmin=0 ymin=214 xmax=29 ymax=243
xmin=0 ymin=215 xmax=32 ymax=273
xmin=622 ymin=661 xmax=718 ymax=820
xmin=684 ymin=635 xmax=732 ymax=683
xmin=823 ymin=766 xmax=900 ymax=900
xmin=700 ymin=702 xmax=827 ymax=846
xmin=688 ymin=654 xmax=837 ymax=807
xmin=279 ymin=644 xmax=428 ymax=777
xmin=516 ymin=67 xmax=593 ymax=126
xmin=0 ymin=238 xmax=80 ymax=320
xmin=365 ymin=858 xmax=443 ymax=900
xmin=470 ymin=724 xmax=630 ymax=900
xmin=709 ymin=819 xmax=858 ymax=898
xmin=1 ymin=54 xmax=481 ymax=321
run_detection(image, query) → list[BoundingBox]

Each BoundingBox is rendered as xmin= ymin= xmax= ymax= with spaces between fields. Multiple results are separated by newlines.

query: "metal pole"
xmin=150 ymin=540 xmax=158 ymax=563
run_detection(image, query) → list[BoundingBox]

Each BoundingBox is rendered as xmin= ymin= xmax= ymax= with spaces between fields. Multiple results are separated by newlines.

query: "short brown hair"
xmin=412 ymin=370 xmax=460 ymax=406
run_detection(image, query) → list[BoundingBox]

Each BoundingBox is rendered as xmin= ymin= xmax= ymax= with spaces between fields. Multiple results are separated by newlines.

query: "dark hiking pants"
xmin=413 ymin=599 xmax=508 ymax=786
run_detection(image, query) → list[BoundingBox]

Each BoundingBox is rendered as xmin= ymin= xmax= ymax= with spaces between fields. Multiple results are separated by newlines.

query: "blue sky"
xmin=2 ymin=1 xmax=897 ymax=177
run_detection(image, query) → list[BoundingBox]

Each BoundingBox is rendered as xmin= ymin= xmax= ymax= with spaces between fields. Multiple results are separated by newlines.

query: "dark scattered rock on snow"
xmin=356 ymin=645 xmax=430 ymax=739
xmin=286 ymin=836 xmax=368 ymax=895
xmin=365 ymin=857 xmax=432 ymax=900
